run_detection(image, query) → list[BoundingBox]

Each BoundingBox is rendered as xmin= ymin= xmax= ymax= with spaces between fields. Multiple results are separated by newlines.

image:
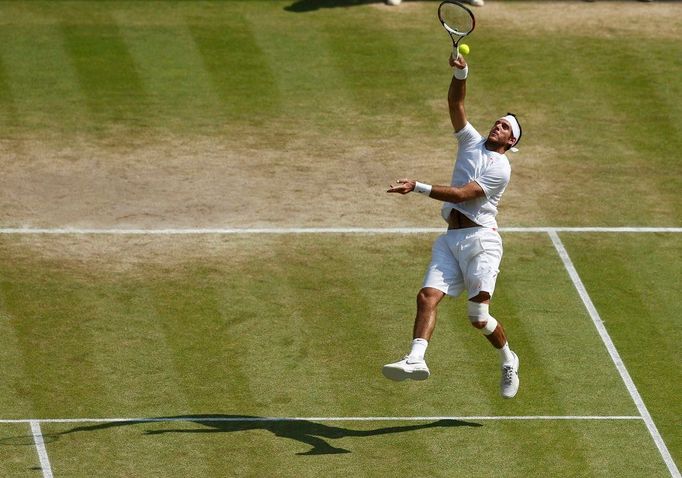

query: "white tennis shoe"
xmin=501 ymin=352 xmax=520 ymax=399
xmin=382 ymin=356 xmax=430 ymax=381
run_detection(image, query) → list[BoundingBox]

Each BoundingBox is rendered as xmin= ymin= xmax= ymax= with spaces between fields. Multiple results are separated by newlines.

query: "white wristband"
xmin=414 ymin=181 xmax=432 ymax=196
xmin=454 ymin=65 xmax=468 ymax=80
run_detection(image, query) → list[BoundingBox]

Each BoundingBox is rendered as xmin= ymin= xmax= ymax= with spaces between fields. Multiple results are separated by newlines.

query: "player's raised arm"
xmin=448 ymin=54 xmax=468 ymax=133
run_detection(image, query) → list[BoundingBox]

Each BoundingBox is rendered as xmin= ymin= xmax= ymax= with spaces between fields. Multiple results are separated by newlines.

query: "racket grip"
xmin=452 ymin=45 xmax=460 ymax=61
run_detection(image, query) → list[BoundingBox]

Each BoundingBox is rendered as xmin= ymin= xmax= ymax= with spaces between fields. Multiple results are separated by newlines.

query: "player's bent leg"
xmin=468 ymin=294 xmax=519 ymax=398
xmin=467 ymin=298 xmax=505 ymax=346
xmin=414 ymin=287 xmax=445 ymax=341
xmin=383 ymin=287 xmax=444 ymax=381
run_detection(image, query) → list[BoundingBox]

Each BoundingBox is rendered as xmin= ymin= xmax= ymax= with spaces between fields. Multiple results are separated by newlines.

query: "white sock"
xmin=499 ymin=343 xmax=515 ymax=365
xmin=409 ymin=338 xmax=428 ymax=361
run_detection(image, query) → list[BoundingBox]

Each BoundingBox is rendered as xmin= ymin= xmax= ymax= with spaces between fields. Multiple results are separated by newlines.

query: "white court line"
xmin=30 ymin=420 xmax=54 ymax=478
xmin=0 ymin=416 xmax=642 ymax=424
xmin=0 ymin=226 xmax=680 ymax=235
xmin=549 ymin=231 xmax=681 ymax=478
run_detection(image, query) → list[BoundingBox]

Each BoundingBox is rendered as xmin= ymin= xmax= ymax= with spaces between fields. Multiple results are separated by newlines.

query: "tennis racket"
xmin=438 ymin=1 xmax=475 ymax=60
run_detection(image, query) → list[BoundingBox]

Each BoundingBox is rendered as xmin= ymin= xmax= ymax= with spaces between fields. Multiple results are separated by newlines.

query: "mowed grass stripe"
xmin=0 ymin=56 xmax=19 ymax=132
xmin=560 ymin=233 xmax=682 ymax=468
xmin=320 ymin=6 xmax=444 ymax=136
xmin=0 ymin=25 xmax=89 ymax=135
xmin=143 ymin=273 xmax=259 ymax=413
xmin=588 ymin=38 xmax=682 ymax=221
xmin=81 ymin=286 xmax=196 ymax=416
xmin=0 ymin=274 xmax=116 ymax=428
xmin=61 ymin=18 xmax=148 ymax=131
xmin=557 ymin=36 xmax=681 ymax=224
xmin=0 ymin=287 xmax=37 ymax=418
xmin=113 ymin=18 xmax=225 ymax=133
xmin=142 ymin=274 xmax=290 ymax=476
xmin=244 ymin=7 xmax=359 ymax=134
xmin=229 ymin=240 xmax=341 ymax=416
xmin=188 ymin=14 xmax=280 ymax=121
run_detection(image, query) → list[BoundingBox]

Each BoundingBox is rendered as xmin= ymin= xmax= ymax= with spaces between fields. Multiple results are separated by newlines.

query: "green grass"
xmin=34 ymin=420 xmax=667 ymax=477
xmin=561 ymin=233 xmax=682 ymax=468
xmin=0 ymin=235 xmax=635 ymax=418
xmin=0 ymin=1 xmax=680 ymax=225
xmin=0 ymin=0 xmax=680 ymax=476
xmin=0 ymin=232 xmax=678 ymax=476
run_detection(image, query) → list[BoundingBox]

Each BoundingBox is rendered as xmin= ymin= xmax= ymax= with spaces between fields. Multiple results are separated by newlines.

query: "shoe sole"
xmin=382 ymin=366 xmax=430 ymax=382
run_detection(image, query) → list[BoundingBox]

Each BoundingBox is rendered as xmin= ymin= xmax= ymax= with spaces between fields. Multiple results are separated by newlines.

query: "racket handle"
xmin=452 ymin=45 xmax=460 ymax=61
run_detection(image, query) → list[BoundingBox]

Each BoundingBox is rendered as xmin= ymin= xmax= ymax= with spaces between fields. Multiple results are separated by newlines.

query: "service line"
xmin=0 ymin=226 xmax=680 ymax=235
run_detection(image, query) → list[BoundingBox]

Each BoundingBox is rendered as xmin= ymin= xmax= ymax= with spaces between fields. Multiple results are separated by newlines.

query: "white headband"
xmin=500 ymin=115 xmax=521 ymax=146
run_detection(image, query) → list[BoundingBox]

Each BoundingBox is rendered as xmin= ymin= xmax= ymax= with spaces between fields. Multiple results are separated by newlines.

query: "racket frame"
xmin=437 ymin=1 xmax=476 ymax=59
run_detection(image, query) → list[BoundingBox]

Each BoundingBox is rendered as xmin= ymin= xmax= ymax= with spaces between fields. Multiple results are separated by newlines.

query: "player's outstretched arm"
xmin=387 ymin=179 xmax=484 ymax=203
xmin=448 ymin=54 xmax=468 ymax=133
xmin=430 ymin=181 xmax=484 ymax=203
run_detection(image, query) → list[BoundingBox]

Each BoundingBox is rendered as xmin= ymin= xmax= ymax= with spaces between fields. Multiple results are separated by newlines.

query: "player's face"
xmin=487 ymin=119 xmax=515 ymax=148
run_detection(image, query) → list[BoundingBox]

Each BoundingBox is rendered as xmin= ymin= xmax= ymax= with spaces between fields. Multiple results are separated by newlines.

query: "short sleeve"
xmin=454 ymin=122 xmax=484 ymax=149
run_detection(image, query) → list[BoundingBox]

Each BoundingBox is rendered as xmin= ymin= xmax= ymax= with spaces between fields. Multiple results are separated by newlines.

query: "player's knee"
xmin=417 ymin=288 xmax=441 ymax=308
xmin=467 ymin=301 xmax=497 ymax=336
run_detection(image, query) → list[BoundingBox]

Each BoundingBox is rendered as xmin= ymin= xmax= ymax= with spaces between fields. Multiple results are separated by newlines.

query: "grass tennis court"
xmin=0 ymin=231 xmax=679 ymax=476
xmin=0 ymin=1 xmax=680 ymax=476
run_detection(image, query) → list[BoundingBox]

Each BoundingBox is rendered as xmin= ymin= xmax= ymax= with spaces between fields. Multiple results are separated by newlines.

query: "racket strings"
xmin=439 ymin=4 xmax=473 ymax=36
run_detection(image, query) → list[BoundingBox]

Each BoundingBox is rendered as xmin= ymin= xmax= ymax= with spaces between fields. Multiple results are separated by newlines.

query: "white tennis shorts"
xmin=422 ymin=228 xmax=503 ymax=299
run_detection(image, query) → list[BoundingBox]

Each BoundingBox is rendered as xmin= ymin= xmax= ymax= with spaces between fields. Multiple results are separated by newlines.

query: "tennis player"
xmin=382 ymin=52 xmax=521 ymax=399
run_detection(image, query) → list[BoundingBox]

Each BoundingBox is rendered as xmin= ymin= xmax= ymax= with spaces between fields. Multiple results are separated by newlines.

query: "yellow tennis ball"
xmin=459 ymin=44 xmax=470 ymax=55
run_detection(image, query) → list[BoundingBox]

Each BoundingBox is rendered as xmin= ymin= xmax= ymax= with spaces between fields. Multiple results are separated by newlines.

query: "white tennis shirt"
xmin=440 ymin=122 xmax=511 ymax=229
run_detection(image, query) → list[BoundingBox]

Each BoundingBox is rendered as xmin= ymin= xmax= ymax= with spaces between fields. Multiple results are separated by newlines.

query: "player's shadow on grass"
xmin=60 ymin=414 xmax=481 ymax=455
xmin=285 ymin=0 xmax=378 ymax=12
xmin=285 ymin=0 xmax=436 ymax=12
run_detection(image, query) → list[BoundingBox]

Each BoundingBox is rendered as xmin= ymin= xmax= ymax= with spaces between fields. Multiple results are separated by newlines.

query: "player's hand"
xmin=387 ymin=179 xmax=416 ymax=194
xmin=449 ymin=53 xmax=467 ymax=70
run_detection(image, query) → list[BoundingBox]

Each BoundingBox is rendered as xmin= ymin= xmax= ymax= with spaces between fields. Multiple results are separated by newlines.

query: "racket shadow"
xmin=58 ymin=414 xmax=482 ymax=455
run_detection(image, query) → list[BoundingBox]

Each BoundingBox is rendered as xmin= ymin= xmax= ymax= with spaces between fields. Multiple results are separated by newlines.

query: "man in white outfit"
xmin=382 ymin=52 xmax=521 ymax=399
